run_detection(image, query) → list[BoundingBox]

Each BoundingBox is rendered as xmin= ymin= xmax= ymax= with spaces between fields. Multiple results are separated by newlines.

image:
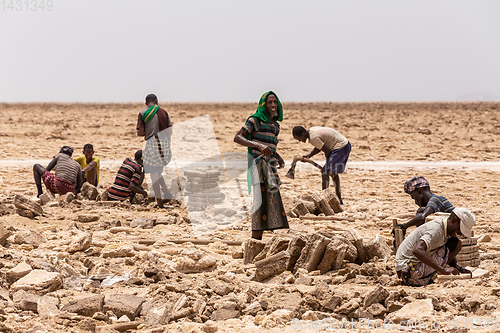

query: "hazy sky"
xmin=1 ymin=1 xmax=499 ymax=102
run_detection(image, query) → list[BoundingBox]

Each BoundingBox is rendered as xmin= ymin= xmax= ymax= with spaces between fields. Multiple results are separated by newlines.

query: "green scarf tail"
xmin=142 ymin=105 xmax=159 ymax=123
xmin=246 ymin=91 xmax=283 ymax=194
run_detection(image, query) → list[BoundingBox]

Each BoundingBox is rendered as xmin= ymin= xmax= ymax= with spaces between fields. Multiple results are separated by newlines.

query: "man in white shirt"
xmin=292 ymin=126 xmax=351 ymax=204
xmin=395 ymin=208 xmax=475 ymax=286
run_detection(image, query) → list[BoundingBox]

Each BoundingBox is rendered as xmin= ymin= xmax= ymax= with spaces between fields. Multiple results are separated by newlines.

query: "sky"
xmin=1 ymin=0 xmax=499 ymax=103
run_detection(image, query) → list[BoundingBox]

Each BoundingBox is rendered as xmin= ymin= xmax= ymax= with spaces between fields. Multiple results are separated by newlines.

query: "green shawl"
xmin=142 ymin=104 xmax=159 ymax=123
xmin=246 ymin=91 xmax=283 ymax=194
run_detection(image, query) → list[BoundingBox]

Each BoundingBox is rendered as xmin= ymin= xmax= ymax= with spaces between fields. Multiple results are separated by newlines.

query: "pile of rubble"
xmin=288 ymin=189 xmax=343 ymax=218
xmin=243 ymin=231 xmax=392 ymax=282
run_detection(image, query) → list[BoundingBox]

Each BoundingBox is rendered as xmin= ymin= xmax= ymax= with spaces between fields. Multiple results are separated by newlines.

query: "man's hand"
xmin=258 ymin=144 xmax=272 ymax=156
xmin=277 ymin=156 xmax=285 ymax=169
xmin=442 ymin=267 xmax=459 ymax=275
xmin=391 ymin=224 xmax=407 ymax=236
xmin=454 ymin=263 xmax=472 ymax=275
xmin=301 ymin=155 xmax=310 ymax=160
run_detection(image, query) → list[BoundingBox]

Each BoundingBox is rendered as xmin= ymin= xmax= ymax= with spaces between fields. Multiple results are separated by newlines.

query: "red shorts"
xmin=42 ymin=171 xmax=75 ymax=195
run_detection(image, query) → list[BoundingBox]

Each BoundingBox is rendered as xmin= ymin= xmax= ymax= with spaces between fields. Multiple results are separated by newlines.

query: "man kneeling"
xmin=395 ymin=208 xmax=475 ymax=286
xmin=108 ymin=150 xmax=148 ymax=203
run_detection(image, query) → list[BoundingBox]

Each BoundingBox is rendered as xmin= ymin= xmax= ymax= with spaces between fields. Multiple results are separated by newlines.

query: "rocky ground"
xmin=0 ymin=102 xmax=500 ymax=332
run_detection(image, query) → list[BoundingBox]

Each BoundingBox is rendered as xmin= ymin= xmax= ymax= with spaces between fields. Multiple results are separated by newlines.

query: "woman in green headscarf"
xmin=234 ymin=91 xmax=289 ymax=240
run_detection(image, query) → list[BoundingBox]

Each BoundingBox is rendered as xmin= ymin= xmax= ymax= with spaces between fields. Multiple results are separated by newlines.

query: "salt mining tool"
xmin=285 ymin=155 xmax=323 ymax=179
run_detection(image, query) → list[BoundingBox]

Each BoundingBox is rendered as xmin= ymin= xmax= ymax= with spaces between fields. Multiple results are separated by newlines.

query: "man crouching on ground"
xmin=395 ymin=208 xmax=475 ymax=286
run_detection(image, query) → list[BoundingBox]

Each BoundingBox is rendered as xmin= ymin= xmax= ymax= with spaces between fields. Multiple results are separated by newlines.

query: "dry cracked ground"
xmin=0 ymin=102 xmax=500 ymax=333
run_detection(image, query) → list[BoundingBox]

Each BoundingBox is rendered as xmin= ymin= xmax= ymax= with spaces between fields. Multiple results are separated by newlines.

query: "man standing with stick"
xmin=292 ymin=126 xmax=351 ymax=204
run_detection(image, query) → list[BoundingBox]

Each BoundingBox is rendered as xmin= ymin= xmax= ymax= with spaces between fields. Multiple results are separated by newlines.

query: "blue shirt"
xmin=426 ymin=194 xmax=454 ymax=213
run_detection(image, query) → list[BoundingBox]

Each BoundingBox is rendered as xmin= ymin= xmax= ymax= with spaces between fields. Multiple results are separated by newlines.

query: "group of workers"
xmin=33 ymin=90 xmax=477 ymax=287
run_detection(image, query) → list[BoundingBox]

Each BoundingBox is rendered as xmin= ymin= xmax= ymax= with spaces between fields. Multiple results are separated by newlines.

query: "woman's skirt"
xmin=250 ymin=156 xmax=289 ymax=231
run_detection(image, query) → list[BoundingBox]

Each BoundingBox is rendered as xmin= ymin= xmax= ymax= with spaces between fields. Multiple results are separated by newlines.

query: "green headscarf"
xmin=248 ymin=91 xmax=283 ymax=123
xmin=246 ymin=91 xmax=284 ymax=193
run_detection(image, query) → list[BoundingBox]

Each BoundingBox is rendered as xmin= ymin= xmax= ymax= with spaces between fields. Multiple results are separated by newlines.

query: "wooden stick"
xmin=392 ymin=219 xmax=404 ymax=251
xmin=299 ymin=215 xmax=356 ymax=222
xmin=437 ymin=273 xmax=473 ymax=281
xmin=96 ymin=321 xmax=141 ymax=332
xmin=165 ymin=239 xmax=243 ymax=246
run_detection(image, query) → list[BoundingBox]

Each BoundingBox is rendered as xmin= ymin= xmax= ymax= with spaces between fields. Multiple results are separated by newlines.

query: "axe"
xmin=285 ymin=156 xmax=322 ymax=179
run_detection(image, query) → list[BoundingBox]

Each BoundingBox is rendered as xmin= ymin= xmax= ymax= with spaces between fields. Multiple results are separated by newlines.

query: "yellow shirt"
xmin=75 ymin=155 xmax=100 ymax=183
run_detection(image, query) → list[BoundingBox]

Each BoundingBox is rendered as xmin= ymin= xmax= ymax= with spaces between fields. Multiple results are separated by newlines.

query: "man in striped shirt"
xmin=397 ymin=176 xmax=455 ymax=234
xmin=108 ymin=150 xmax=148 ymax=202
xmin=34 ymin=146 xmax=83 ymax=197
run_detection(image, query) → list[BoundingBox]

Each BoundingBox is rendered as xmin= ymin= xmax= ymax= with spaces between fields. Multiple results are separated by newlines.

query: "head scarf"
xmin=404 ymin=176 xmax=430 ymax=194
xmin=248 ymin=91 xmax=283 ymax=123
xmin=245 ymin=91 xmax=283 ymax=194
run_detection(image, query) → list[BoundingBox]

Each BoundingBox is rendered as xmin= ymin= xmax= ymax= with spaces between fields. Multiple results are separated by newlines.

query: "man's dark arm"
xmin=46 ymin=157 xmax=58 ymax=172
xmin=413 ymin=240 xmax=458 ymax=275
xmin=74 ymin=171 xmax=83 ymax=194
xmin=402 ymin=206 xmax=435 ymax=230
xmin=234 ymin=128 xmax=272 ymax=156
xmin=129 ymin=183 xmax=148 ymax=197
xmin=304 ymin=147 xmax=322 ymax=159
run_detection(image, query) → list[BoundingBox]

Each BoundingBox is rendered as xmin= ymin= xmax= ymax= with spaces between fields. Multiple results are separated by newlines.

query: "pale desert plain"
xmin=0 ymin=101 xmax=500 ymax=333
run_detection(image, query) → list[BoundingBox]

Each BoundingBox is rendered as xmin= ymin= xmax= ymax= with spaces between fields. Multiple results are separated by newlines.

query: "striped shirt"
xmin=53 ymin=153 xmax=81 ymax=184
xmin=242 ymin=117 xmax=280 ymax=158
xmin=427 ymin=194 xmax=454 ymax=213
xmin=108 ymin=158 xmax=142 ymax=201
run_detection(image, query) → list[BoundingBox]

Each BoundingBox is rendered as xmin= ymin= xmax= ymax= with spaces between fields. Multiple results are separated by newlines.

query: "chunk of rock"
xmin=13 ymin=230 xmax=47 ymax=248
xmin=317 ymin=236 xmax=357 ymax=274
xmin=243 ymin=239 xmax=266 ymax=265
xmin=0 ymin=222 xmax=11 ymax=246
xmin=252 ymin=251 xmax=291 ymax=282
xmin=322 ymin=295 xmax=342 ymax=312
xmin=25 ymin=258 xmax=58 ymax=272
xmin=141 ymin=301 xmax=168 ymax=327
xmin=286 ymin=235 xmax=307 ymax=271
xmin=386 ymin=299 xmax=434 ymax=323
xmin=207 ymin=279 xmax=233 ymax=296
xmin=13 ymin=194 xmax=43 ymax=216
xmin=478 ymin=234 xmax=491 ymax=243
xmin=6 ymin=262 xmax=33 ymax=284
xmin=103 ymin=294 xmax=145 ymax=320
xmin=13 ymin=290 xmax=40 ymax=312
xmin=232 ymin=247 xmax=243 ymax=259
xmin=174 ymin=251 xmax=217 ymax=273
xmin=155 ymin=216 xmax=178 ymax=225
xmin=57 ymin=192 xmax=75 ymax=205
xmin=294 ymin=234 xmax=330 ymax=272
xmin=257 ymin=309 xmax=292 ymax=328
xmin=37 ymin=296 xmax=60 ymax=319
xmin=68 ymin=232 xmax=93 ymax=253
xmin=363 ymin=286 xmax=389 ymax=309
xmin=243 ymin=301 xmax=263 ymax=316
xmin=363 ymin=235 xmax=392 ymax=260
xmin=102 ymin=243 xmax=136 ymax=258
xmin=337 ymin=299 xmax=360 ymax=315
xmin=78 ymin=214 xmax=100 ymax=223
xmin=366 ymin=303 xmax=386 ymax=317
xmin=39 ymin=192 xmax=54 ymax=206
xmin=210 ymin=308 xmax=240 ymax=321
xmin=81 ymin=182 xmax=99 ymax=200
xmin=61 ymin=294 xmax=105 ymax=317
xmin=202 ymin=320 xmax=218 ymax=333
xmin=11 ymin=270 xmax=63 ymax=294
xmin=129 ymin=218 xmax=153 ymax=229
